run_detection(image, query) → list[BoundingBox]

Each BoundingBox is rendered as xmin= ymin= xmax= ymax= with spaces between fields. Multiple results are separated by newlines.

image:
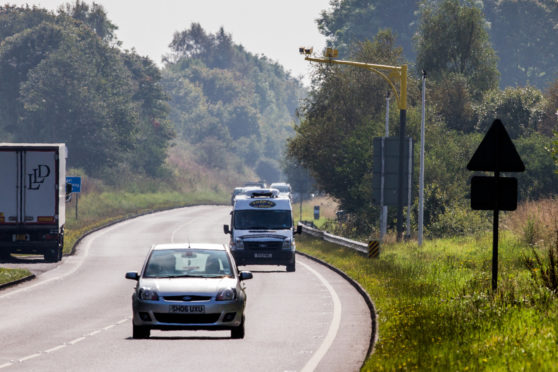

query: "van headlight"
xmin=282 ymin=239 xmax=294 ymax=250
xmin=233 ymin=239 xmax=244 ymax=250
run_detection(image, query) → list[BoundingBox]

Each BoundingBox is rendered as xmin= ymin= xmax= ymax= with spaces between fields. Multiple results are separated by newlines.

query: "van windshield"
xmin=234 ymin=210 xmax=292 ymax=230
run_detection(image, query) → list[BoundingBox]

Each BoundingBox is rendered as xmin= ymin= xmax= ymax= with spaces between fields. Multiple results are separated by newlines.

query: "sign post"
xmin=66 ymin=176 xmax=82 ymax=220
xmin=467 ymin=119 xmax=525 ymax=291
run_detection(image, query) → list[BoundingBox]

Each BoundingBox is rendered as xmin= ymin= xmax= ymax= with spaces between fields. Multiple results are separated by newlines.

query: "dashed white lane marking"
xmin=68 ymin=337 xmax=86 ymax=345
xmin=0 ymin=221 xmax=132 ymax=300
xmin=45 ymin=345 xmax=66 ymax=353
xmin=0 ymin=317 xmax=130 ymax=369
xmin=299 ymin=261 xmax=342 ymax=372
xmin=18 ymin=353 xmax=41 ymax=362
xmin=170 ymin=220 xmax=195 ymax=243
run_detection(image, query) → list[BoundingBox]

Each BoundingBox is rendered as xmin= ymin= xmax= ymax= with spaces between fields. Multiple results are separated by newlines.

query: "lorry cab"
xmin=224 ymin=188 xmax=301 ymax=272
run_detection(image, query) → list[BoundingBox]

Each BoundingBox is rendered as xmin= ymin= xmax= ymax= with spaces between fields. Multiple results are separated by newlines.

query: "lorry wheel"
xmin=44 ymin=249 xmax=56 ymax=262
xmin=44 ymin=246 xmax=61 ymax=262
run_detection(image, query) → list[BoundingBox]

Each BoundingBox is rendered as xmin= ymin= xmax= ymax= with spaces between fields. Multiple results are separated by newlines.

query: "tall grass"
xmin=294 ymin=197 xmax=558 ymax=370
xmin=297 ymin=234 xmax=558 ymax=371
xmin=505 ymin=198 xmax=558 ymax=294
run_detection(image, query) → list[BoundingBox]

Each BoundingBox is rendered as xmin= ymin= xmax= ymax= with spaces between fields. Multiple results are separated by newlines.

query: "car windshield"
xmin=234 ymin=210 xmax=292 ymax=230
xmin=143 ymin=249 xmax=233 ymax=279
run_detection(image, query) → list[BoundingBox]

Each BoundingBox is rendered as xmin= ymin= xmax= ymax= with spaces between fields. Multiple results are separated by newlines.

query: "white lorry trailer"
xmin=0 ymin=143 xmax=68 ymax=262
xmin=224 ymin=188 xmax=302 ymax=272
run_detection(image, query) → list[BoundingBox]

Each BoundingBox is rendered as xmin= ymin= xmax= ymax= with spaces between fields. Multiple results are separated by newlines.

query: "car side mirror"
xmin=295 ymin=225 xmax=302 ymax=234
xmin=239 ymin=271 xmax=253 ymax=281
xmin=125 ymin=272 xmax=139 ymax=281
xmin=224 ymin=224 xmax=230 ymax=234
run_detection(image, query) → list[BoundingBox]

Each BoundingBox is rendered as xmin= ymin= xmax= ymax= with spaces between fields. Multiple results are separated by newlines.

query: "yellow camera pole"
xmin=301 ymin=48 xmax=408 ymax=240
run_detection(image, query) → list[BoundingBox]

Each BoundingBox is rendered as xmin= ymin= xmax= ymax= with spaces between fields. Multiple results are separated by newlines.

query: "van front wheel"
xmin=286 ymin=262 xmax=295 ymax=272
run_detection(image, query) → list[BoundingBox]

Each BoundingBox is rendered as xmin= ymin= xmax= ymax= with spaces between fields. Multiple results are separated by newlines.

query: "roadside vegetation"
xmin=0 ymin=268 xmax=31 ymax=286
xmin=296 ymin=197 xmax=558 ymax=371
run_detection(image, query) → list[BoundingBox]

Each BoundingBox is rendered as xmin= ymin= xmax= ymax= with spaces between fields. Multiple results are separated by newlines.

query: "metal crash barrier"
xmin=298 ymin=222 xmax=370 ymax=256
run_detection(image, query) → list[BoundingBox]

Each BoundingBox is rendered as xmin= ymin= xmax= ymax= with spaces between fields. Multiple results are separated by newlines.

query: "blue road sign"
xmin=66 ymin=176 xmax=82 ymax=193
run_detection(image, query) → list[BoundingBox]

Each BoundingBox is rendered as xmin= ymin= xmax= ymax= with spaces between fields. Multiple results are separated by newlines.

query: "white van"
xmin=224 ymin=189 xmax=301 ymax=272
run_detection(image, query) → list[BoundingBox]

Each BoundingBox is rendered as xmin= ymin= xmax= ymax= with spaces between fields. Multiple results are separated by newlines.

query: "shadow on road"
xmin=0 ymin=254 xmax=46 ymax=264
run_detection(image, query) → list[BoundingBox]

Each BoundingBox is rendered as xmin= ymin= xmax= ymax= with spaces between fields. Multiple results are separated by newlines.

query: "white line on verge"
xmin=298 ymin=260 xmax=342 ymax=372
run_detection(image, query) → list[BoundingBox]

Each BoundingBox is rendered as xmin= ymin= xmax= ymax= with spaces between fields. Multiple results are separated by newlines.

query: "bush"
xmin=427 ymin=202 xmax=490 ymax=238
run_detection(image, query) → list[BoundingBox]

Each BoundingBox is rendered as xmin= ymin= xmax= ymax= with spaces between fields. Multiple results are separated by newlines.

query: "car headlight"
xmin=216 ymin=288 xmax=237 ymax=301
xmin=138 ymin=288 xmax=159 ymax=301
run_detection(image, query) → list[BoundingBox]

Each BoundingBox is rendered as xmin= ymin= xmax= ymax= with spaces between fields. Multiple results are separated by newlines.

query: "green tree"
xmin=282 ymin=155 xmax=315 ymax=199
xmin=317 ymin=0 xmax=419 ymax=60
xmin=0 ymin=5 xmax=173 ymax=178
xmin=541 ymin=78 xmax=558 ymax=137
xmin=58 ymin=0 xmax=118 ymax=43
xmin=429 ymin=73 xmax=476 ymax=132
xmin=16 ymin=21 xmax=138 ymax=173
xmin=484 ymin=0 xmax=558 ymax=89
xmin=475 ymin=86 xmax=545 ymax=139
xmin=0 ymin=5 xmax=54 ymax=41
xmin=415 ymin=0 xmax=499 ymax=99
xmin=121 ymin=52 xmax=174 ymax=176
xmin=162 ymin=23 xmax=304 ymax=173
xmin=514 ymin=133 xmax=558 ymax=199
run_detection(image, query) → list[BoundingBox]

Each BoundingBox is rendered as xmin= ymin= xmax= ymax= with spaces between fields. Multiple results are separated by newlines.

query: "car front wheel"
xmin=231 ymin=316 xmax=245 ymax=339
xmin=133 ymin=325 xmax=150 ymax=339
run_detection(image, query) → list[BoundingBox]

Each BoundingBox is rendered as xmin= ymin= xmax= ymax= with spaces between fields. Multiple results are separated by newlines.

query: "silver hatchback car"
xmin=125 ymin=243 xmax=252 ymax=339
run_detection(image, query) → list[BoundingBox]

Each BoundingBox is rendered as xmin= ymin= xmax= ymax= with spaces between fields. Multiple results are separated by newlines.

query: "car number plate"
xmin=14 ymin=234 xmax=28 ymax=241
xmin=169 ymin=305 xmax=205 ymax=313
xmin=254 ymin=253 xmax=272 ymax=258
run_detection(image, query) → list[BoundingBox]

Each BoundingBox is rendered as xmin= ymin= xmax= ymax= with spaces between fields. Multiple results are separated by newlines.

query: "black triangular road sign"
xmin=467 ymin=119 xmax=525 ymax=172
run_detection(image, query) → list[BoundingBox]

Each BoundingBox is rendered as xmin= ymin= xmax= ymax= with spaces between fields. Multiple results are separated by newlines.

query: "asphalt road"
xmin=0 ymin=206 xmax=372 ymax=371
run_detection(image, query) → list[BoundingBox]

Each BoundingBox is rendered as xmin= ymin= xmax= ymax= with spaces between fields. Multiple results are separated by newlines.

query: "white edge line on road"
xmin=299 ymin=260 xmax=342 ymax=372
xmin=0 ymin=220 xmax=131 ymax=300
xmin=0 ymin=220 xmax=133 ymax=366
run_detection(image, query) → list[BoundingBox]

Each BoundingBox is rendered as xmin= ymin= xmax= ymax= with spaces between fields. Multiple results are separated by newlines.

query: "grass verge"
xmin=297 ymin=233 xmax=558 ymax=371
xmin=0 ymin=268 xmax=32 ymax=287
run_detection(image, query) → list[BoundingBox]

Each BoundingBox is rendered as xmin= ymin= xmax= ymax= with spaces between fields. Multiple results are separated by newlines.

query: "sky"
xmin=5 ymin=0 xmax=332 ymax=84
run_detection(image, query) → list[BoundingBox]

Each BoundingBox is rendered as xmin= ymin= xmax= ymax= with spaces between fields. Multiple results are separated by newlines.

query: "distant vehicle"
xmin=0 ymin=143 xmax=69 ymax=262
xmin=224 ymin=188 xmax=302 ymax=272
xmin=231 ymin=187 xmax=245 ymax=205
xmin=244 ymin=181 xmax=266 ymax=188
xmin=270 ymin=182 xmax=292 ymax=199
xmin=125 ymin=243 xmax=252 ymax=339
